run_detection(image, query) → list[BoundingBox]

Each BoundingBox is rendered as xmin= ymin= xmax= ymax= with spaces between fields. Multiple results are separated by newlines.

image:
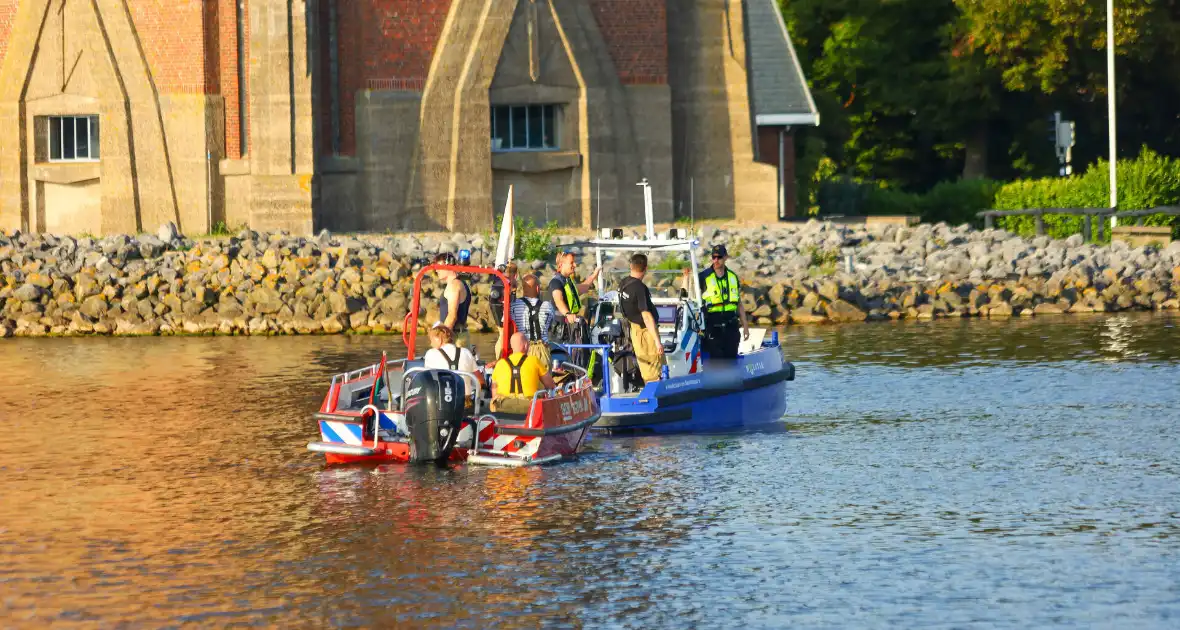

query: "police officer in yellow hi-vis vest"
xmin=692 ymin=244 xmax=750 ymax=360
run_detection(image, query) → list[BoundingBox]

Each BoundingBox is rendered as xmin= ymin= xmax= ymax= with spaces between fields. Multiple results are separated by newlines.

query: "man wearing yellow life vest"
xmin=693 ymin=244 xmax=750 ymax=360
xmin=548 ymin=251 xmax=601 ymax=325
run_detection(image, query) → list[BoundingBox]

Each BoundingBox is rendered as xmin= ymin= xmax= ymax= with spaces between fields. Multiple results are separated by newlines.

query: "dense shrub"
xmin=914 ymin=178 xmax=1002 ymax=226
xmin=817 ymin=176 xmax=1000 ymax=226
xmin=514 ymin=218 xmax=559 ymax=261
xmin=487 ymin=217 xmax=559 ymax=261
xmin=816 ymin=148 xmax=1180 ymax=238
xmin=993 ymin=148 xmax=1180 ymax=238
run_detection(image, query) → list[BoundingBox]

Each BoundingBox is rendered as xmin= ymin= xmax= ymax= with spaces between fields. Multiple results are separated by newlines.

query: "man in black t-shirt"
xmin=618 ymin=253 xmax=665 ymax=383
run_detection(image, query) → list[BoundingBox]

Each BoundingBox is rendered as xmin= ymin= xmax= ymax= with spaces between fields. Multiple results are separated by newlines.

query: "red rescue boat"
xmin=307 ymin=262 xmax=599 ymax=467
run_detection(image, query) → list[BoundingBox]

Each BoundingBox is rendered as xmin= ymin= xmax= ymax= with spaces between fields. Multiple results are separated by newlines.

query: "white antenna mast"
xmin=638 ymin=179 xmax=654 ymax=240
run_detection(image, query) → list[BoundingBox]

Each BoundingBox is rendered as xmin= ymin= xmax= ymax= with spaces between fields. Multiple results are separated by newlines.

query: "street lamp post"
xmin=1107 ymin=0 xmax=1118 ymax=228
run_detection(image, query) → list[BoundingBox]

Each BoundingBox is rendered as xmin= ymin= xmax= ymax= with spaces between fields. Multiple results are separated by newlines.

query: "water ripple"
xmin=1 ymin=313 xmax=1178 ymax=628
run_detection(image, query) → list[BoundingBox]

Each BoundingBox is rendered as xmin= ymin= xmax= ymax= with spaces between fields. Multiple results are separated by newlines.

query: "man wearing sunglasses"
xmin=691 ymin=244 xmax=750 ymax=360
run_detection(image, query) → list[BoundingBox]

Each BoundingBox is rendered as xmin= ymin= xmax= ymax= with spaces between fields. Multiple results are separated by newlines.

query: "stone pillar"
xmin=667 ymin=0 xmax=779 ymax=222
xmin=246 ymin=0 xmax=316 ymax=233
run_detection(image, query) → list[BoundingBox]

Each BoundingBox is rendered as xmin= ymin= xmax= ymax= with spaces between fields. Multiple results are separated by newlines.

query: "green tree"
xmin=784 ymin=0 xmax=1005 ymax=188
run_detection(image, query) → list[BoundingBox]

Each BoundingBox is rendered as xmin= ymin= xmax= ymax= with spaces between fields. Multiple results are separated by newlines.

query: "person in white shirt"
xmin=510 ymin=274 xmax=556 ymax=366
xmin=423 ymin=325 xmax=478 ymax=373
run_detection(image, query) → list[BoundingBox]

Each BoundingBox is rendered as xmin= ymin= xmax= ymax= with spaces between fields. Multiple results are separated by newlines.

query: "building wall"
xmin=587 ymin=0 xmax=667 ymax=84
xmin=0 ymin=0 xmax=226 ymax=235
xmin=667 ymin=0 xmax=780 ymax=223
xmin=0 ymin=0 xmax=18 ymax=67
xmin=756 ymin=125 xmax=798 ymax=219
xmin=218 ymin=0 xmax=246 ymax=160
xmin=335 ymin=0 xmax=674 ymax=233
xmin=0 ymin=0 xmax=791 ymax=236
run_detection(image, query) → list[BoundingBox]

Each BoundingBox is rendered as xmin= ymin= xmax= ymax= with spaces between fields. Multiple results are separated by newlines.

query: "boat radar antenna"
xmin=637 ymin=178 xmax=654 ymax=240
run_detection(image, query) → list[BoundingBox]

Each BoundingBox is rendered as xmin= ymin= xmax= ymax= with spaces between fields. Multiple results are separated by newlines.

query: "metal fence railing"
xmin=977 ymin=207 xmax=1180 ymax=242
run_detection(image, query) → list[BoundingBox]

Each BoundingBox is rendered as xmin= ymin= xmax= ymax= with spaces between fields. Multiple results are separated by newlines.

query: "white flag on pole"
xmin=494 ymin=186 xmax=515 ymax=267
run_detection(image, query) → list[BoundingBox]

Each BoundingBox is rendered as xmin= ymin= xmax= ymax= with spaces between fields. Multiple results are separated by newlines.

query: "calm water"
xmin=2 ymin=314 xmax=1179 ymax=628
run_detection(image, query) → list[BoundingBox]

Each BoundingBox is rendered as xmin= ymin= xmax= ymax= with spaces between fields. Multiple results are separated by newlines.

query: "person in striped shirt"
xmin=510 ymin=274 xmax=556 ymax=367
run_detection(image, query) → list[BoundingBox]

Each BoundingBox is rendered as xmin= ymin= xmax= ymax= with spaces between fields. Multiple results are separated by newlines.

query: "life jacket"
xmin=560 ymin=275 xmax=581 ymax=315
xmin=439 ymin=346 xmax=461 ymax=370
xmin=702 ymin=269 xmax=740 ymax=314
xmin=505 ymin=354 xmax=526 ymax=395
xmin=523 ymin=299 xmax=543 ymax=339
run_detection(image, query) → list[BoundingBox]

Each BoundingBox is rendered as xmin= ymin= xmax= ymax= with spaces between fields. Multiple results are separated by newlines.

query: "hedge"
xmin=815 ymin=148 xmax=1180 ymax=239
xmin=993 ymin=148 xmax=1180 ymax=238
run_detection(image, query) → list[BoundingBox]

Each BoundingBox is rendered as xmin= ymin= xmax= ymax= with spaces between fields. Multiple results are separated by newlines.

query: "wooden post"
xmin=1082 ymin=214 xmax=1092 ymax=242
xmin=1035 ymin=211 xmax=1046 ymax=236
xmin=984 ymin=213 xmax=994 ymax=229
xmin=1095 ymin=213 xmax=1104 ymax=241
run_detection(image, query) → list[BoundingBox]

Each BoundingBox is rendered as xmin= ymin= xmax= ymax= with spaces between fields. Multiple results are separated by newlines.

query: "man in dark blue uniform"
xmin=694 ymin=245 xmax=749 ymax=360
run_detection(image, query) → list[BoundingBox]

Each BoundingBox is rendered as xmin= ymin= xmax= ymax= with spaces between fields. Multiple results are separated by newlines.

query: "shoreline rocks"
xmin=1 ymin=221 xmax=1178 ymax=338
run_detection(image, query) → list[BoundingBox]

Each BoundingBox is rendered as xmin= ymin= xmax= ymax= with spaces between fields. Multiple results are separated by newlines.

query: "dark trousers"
xmin=702 ymin=314 xmax=740 ymax=360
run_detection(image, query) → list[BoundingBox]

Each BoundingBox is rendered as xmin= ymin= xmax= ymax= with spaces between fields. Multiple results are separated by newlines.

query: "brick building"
xmin=0 ymin=0 xmax=817 ymax=235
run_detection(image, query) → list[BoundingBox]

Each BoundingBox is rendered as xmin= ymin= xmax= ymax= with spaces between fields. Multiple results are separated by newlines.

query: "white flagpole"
xmin=1107 ymin=0 xmax=1119 ymax=228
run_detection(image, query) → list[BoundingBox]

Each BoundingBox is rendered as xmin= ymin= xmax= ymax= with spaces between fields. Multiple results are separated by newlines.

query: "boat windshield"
xmin=601 ymin=268 xmax=690 ymax=302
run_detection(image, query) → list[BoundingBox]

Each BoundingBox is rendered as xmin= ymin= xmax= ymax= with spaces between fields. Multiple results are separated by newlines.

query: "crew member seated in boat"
xmin=423 ymin=324 xmax=478 ymax=373
xmin=433 ymin=253 xmax=473 ymax=349
xmin=619 ymin=253 xmax=666 ymax=382
xmin=686 ymin=244 xmax=750 ymax=361
xmin=490 ymin=332 xmax=557 ymax=414
xmin=511 ymin=274 xmax=556 ymax=368
xmin=424 ymin=324 xmax=480 ymax=410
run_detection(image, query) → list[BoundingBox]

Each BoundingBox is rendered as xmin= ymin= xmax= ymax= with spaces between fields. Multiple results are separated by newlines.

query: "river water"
xmin=1 ymin=314 xmax=1178 ymax=628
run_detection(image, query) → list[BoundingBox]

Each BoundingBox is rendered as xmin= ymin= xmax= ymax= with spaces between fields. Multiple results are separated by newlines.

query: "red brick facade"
xmin=218 ymin=0 xmax=246 ymax=158
xmin=0 ymin=0 xmax=17 ymax=68
xmin=127 ymin=0 xmax=211 ymax=94
xmin=0 ymin=0 xmax=669 ymax=161
xmin=589 ymin=0 xmax=668 ymax=84
xmin=332 ymin=0 xmax=453 ymax=156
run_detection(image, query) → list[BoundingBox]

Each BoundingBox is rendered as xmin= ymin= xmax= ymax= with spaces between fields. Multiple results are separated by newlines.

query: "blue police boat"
xmin=560 ymin=180 xmax=795 ymax=434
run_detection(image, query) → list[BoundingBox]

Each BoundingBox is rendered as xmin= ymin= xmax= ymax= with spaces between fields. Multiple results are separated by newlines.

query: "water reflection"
xmin=1 ymin=314 xmax=1178 ymax=627
xmin=784 ymin=311 xmax=1178 ymax=368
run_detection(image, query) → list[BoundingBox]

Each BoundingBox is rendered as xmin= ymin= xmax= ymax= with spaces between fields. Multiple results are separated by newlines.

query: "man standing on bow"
xmin=691 ymin=244 xmax=750 ymax=360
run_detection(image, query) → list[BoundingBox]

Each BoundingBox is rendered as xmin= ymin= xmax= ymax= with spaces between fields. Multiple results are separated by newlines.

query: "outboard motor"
xmin=403 ymin=370 xmax=466 ymax=464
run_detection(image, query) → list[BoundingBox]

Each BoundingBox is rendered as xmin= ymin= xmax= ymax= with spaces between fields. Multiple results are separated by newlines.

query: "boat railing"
xmin=558 ymin=344 xmax=614 ymax=399
xmin=399 ymin=367 xmax=484 ymax=417
xmin=360 ymin=404 xmax=382 ymax=447
xmin=527 ymin=389 xmax=551 ymax=429
xmin=331 ymin=358 xmax=407 ymax=387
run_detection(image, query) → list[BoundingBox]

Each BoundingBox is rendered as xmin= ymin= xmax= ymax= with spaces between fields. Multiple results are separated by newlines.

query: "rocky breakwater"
xmin=1 ymin=221 xmax=1179 ymax=338
xmin=0 ymin=226 xmax=503 ymax=338
xmin=686 ymin=221 xmax=1180 ymax=325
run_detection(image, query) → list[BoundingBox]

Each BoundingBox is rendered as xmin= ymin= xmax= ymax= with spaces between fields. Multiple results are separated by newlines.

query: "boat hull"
xmin=310 ymin=371 xmax=599 ymax=466
xmin=595 ymin=347 xmax=793 ymax=434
